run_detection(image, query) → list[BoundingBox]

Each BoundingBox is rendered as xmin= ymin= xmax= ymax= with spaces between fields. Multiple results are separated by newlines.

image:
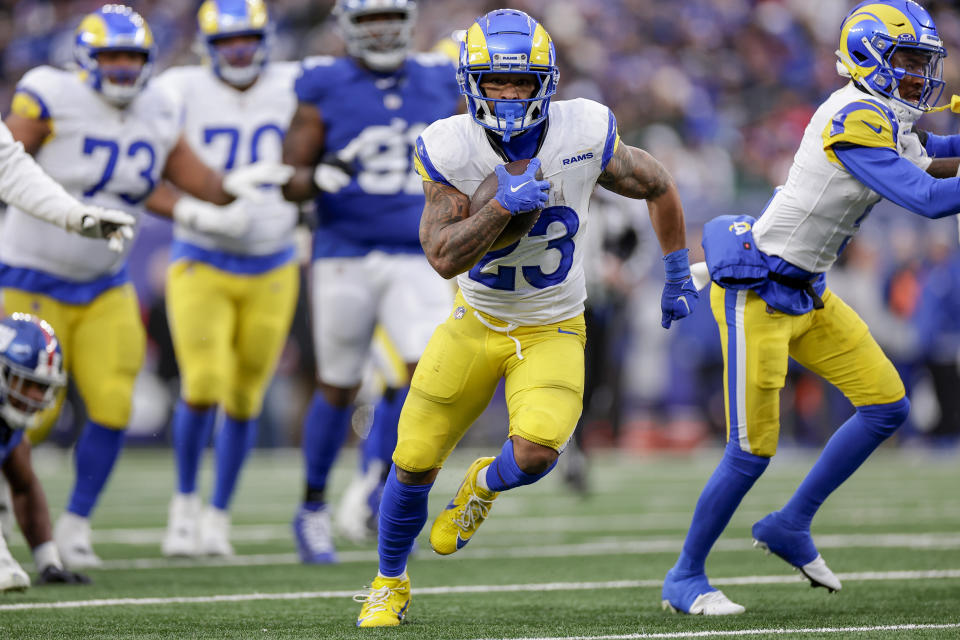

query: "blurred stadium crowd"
xmin=2 ymin=0 xmax=960 ymax=457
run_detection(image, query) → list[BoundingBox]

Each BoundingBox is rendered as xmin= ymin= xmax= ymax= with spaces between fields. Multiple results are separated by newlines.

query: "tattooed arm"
xmin=597 ymin=142 xmax=687 ymax=254
xmin=282 ymin=102 xmax=325 ymax=202
xmin=419 ymin=181 xmax=512 ymax=279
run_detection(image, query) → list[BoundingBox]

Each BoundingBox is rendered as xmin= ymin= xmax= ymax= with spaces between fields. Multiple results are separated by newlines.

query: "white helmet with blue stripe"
xmin=74 ymin=4 xmax=156 ymax=107
xmin=197 ymin=0 xmax=272 ymax=88
xmin=334 ymin=0 xmax=417 ymax=72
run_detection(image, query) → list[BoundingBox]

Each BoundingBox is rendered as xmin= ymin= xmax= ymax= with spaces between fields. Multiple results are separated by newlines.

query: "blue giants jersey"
xmin=295 ymin=53 xmax=460 ymax=258
xmin=0 ymin=421 xmax=23 ymax=465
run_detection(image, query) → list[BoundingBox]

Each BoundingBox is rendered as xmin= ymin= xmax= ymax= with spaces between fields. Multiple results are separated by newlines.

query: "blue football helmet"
xmin=335 ymin=0 xmax=417 ymax=72
xmin=0 ymin=314 xmax=66 ymax=430
xmin=197 ymin=0 xmax=271 ymax=88
xmin=458 ymin=9 xmax=559 ymax=141
xmin=74 ymin=4 xmax=156 ymax=107
xmin=837 ymin=0 xmax=946 ymax=115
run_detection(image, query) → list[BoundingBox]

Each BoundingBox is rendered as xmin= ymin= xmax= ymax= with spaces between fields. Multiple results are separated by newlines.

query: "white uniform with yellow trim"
xmin=151 ymin=62 xmax=301 ymax=419
xmin=415 ymin=98 xmax=617 ymax=326
xmin=0 ymin=66 xmax=179 ymax=280
xmin=0 ymin=66 xmax=180 ymax=434
xmin=152 ymin=63 xmax=299 ymax=255
xmin=752 ymin=82 xmax=927 ymax=272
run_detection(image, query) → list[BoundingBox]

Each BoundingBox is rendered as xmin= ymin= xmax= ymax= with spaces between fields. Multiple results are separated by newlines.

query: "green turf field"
xmin=3 ymin=445 xmax=959 ymax=639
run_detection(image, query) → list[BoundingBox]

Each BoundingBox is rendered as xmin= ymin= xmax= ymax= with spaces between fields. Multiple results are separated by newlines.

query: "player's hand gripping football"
xmin=661 ymin=248 xmax=699 ymax=329
xmin=223 ymin=161 xmax=295 ymax=203
xmin=493 ymin=157 xmax=550 ymax=215
xmin=65 ymin=204 xmax=136 ymax=253
xmin=173 ymin=195 xmax=250 ymax=239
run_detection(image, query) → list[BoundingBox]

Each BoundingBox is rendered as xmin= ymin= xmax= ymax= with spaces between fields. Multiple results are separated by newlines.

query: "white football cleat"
xmin=199 ymin=506 xmax=234 ymax=557
xmin=335 ymin=462 xmax=383 ymax=543
xmin=54 ymin=512 xmax=102 ymax=569
xmin=161 ymin=493 xmax=202 ymax=557
xmin=662 ymin=590 xmax=745 ymax=616
xmin=800 ymin=554 xmax=842 ymax=593
xmin=0 ymin=536 xmax=29 ymax=592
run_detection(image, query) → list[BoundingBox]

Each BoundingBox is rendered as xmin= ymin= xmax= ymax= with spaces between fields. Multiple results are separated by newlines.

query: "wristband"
xmin=663 ymin=248 xmax=691 ymax=281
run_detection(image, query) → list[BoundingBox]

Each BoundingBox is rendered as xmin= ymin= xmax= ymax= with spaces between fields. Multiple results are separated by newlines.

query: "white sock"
xmin=475 ymin=466 xmax=490 ymax=491
xmin=32 ymin=541 xmax=62 ymax=571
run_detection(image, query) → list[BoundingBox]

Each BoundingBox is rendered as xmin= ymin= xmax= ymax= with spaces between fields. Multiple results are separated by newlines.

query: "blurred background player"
xmin=355 ymin=8 xmax=698 ymax=627
xmin=0 ymin=315 xmax=89 ymax=592
xmin=0 ymin=3 xmax=291 ymax=569
xmin=662 ymin=0 xmax=960 ymax=616
xmin=281 ymin=0 xmax=459 ymax=564
xmin=151 ymin=0 xmax=301 ymax=559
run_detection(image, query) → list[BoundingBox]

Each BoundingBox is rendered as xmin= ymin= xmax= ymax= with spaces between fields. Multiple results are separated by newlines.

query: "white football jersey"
xmin=416 ymin=98 xmax=617 ymax=325
xmin=0 ymin=66 xmax=180 ymax=281
xmin=752 ymin=82 xmax=926 ymax=273
xmin=153 ymin=63 xmax=299 ymax=256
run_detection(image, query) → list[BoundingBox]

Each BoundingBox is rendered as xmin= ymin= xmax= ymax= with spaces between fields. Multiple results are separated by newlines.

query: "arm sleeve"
xmin=922 ymin=132 xmax=960 ymax=158
xmin=0 ymin=119 xmax=80 ymax=229
xmin=834 ymin=143 xmax=960 ymax=219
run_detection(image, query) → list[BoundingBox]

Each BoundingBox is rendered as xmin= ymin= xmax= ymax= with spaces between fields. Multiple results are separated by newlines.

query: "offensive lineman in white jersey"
xmin=354 ymin=8 xmax=698 ymax=627
xmin=149 ymin=0 xmax=301 ymax=559
xmin=662 ymin=0 xmax=960 ymax=616
xmin=0 ymin=4 xmax=290 ymax=568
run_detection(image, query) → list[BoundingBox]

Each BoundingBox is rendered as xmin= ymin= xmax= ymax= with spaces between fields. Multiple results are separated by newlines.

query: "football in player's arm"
xmin=355 ymin=8 xmax=697 ymax=628
xmin=0 ymin=5 xmax=290 ymax=570
xmin=0 ymin=315 xmax=89 ymax=592
xmin=663 ymin=0 xmax=960 ymax=617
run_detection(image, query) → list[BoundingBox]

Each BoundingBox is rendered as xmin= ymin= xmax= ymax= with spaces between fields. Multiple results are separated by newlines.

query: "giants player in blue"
xmin=0 ymin=315 xmax=89 ymax=591
xmin=282 ymin=0 xmax=460 ymax=563
xmin=663 ymin=0 xmax=960 ymax=616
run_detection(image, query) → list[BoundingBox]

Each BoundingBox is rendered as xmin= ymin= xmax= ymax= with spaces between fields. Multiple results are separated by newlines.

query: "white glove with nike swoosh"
xmin=65 ymin=204 xmax=136 ymax=253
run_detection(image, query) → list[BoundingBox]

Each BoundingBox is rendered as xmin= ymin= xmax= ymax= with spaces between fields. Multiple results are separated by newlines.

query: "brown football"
xmin=469 ymin=158 xmax=544 ymax=251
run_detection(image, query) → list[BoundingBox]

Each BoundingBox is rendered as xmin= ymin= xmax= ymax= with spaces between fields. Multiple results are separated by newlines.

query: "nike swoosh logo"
xmin=558 ymin=328 xmax=577 ymax=335
xmin=861 ymin=120 xmax=883 ymax=134
xmin=456 ymin=534 xmax=469 ymax=549
xmin=510 ymin=180 xmax=532 ymax=193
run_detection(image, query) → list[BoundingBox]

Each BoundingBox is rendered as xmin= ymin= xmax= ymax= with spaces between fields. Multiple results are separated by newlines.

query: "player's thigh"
xmin=377 ymin=254 xmax=453 ymax=364
xmin=229 ymin=262 xmax=299 ymax=419
xmin=2 ymin=290 xmax=73 ymax=443
xmin=394 ymin=305 xmax=501 ymax=473
xmin=310 ymin=258 xmax=378 ymax=387
xmin=166 ymin=261 xmax=235 ymax=405
xmin=503 ymin=317 xmax=586 ymax=451
xmin=71 ymin=284 xmax=146 ymax=428
xmin=791 ymin=288 xmax=905 ymax=406
xmin=711 ymin=285 xmax=791 ymax=457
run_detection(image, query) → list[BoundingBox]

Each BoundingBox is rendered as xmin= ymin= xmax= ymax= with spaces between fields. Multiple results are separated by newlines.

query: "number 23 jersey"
xmin=415 ymin=98 xmax=619 ymax=326
xmin=294 ymin=54 xmax=460 ymax=258
xmin=0 ymin=66 xmax=180 ymax=283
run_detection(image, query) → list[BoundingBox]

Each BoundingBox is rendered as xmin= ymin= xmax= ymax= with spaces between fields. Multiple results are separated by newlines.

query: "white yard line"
xmin=55 ymin=532 xmax=960 ymax=571
xmin=2 ymin=570 xmax=958 ymax=612
xmin=468 ymin=623 xmax=960 ymax=640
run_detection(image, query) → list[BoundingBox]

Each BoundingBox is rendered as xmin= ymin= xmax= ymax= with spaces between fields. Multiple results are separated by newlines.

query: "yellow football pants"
xmin=166 ymin=259 xmax=299 ymax=420
xmin=2 ymin=284 xmax=145 ymax=442
xmin=711 ymin=284 xmax=905 ymax=457
xmin=393 ymin=291 xmax=586 ymax=473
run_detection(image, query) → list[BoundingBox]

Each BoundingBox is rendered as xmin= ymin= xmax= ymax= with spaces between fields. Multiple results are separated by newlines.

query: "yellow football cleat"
xmin=430 ymin=457 xmax=499 ymax=555
xmin=354 ymin=573 xmax=411 ymax=628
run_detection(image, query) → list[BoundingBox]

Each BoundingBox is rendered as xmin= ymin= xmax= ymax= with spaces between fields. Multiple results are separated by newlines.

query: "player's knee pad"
xmin=857 ymin=396 xmax=910 ymax=439
xmin=723 ymin=440 xmax=770 ymax=479
xmin=393 ymin=436 xmax=443 ymax=474
xmin=509 ymin=386 xmax=582 ymax=451
xmin=181 ymin=367 xmax=226 ymax=408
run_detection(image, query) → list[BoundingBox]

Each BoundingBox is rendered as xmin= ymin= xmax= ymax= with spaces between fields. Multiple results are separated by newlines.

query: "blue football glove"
xmin=661 ymin=248 xmax=699 ymax=329
xmin=493 ymin=157 xmax=550 ymax=215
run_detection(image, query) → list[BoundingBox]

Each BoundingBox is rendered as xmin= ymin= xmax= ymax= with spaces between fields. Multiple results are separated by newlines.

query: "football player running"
xmin=282 ymin=0 xmax=460 ymax=564
xmin=662 ymin=0 xmax=960 ymax=616
xmin=0 ymin=315 xmax=90 ymax=592
xmin=0 ymin=4 xmax=291 ymax=569
xmin=354 ymin=9 xmax=697 ymax=627
xmin=150 ymin=0 xmax=301 ymax=559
